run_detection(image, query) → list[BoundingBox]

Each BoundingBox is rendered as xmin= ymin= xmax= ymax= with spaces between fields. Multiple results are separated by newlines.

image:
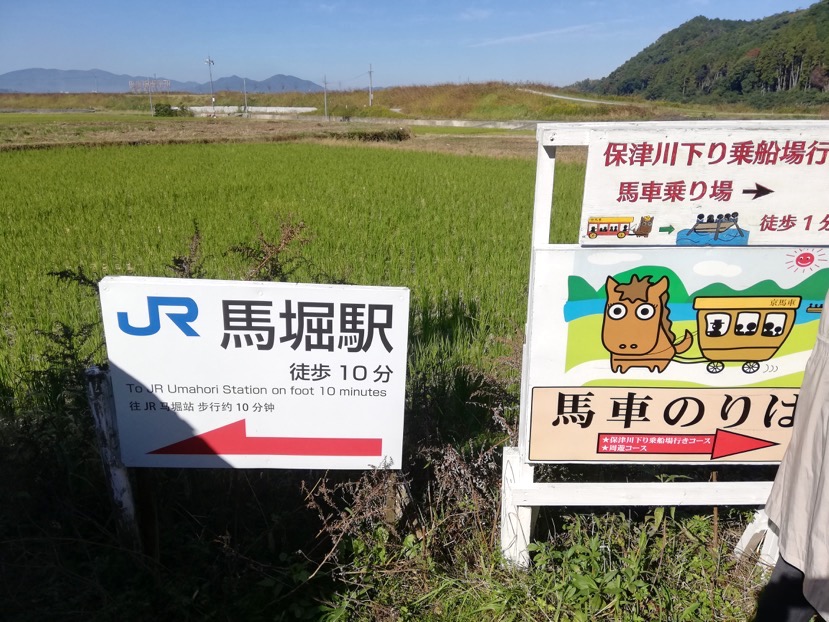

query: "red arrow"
xmin=149 ymin=419 xmax=382 ymax=457
xmin=597 ymin=429 xmax=777 ymax=459
xmin=710 ymin=428 xmax=778 ymax=459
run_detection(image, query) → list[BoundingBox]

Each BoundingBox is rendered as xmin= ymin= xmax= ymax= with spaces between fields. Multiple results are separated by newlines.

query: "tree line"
xmin=573 ymin=0 xmax=829 ymax=107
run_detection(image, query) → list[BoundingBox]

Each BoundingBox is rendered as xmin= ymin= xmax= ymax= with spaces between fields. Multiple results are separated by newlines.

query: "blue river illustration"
xmin=676 ymin=228 xmax=750 ymax=246
xmin=676 ymin=213 xmax=750 ymax=246
xmin=564 ymin=298 xmax=824 ymax=324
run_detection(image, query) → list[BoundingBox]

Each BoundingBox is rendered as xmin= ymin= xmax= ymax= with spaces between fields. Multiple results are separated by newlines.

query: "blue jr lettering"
xmin=117 ymin=296 xmax=199 ymax=336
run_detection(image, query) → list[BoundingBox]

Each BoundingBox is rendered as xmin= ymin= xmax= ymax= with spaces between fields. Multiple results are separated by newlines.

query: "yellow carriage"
xmin=692 ymin=296 xmax=801 ymax=374
xmin=586 ymin=216 xmax=634 ymax=239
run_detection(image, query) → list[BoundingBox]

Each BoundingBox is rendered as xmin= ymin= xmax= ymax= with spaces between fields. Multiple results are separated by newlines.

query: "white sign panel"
xmin=523 ymin=245 xmax=828 ymax=464
xmin=541 ymin=122 xmax=829 ymax=247
xmin=99 ymin=276 xmax=409 ymax=469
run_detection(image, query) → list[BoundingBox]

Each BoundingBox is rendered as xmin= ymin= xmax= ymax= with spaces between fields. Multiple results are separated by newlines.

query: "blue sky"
xmin=0 ymin=0 xmax=815 ymax=88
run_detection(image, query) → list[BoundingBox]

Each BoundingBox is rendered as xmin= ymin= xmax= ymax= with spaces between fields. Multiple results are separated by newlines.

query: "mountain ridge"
xmin=0 ymin=67 xmax=323 ymax=94
xmin=572 ymin=0 xmax=829 ymax=104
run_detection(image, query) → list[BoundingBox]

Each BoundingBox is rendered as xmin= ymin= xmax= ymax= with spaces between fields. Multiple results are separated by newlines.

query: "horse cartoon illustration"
xmin=602 ymin=274 xmax=693 ymax=373
xmin=631 ymin=215 xmax=654 ymax=237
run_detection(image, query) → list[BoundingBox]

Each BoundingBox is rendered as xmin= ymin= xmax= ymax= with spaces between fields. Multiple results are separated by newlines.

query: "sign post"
xmin=502 ymin=121 xmax=829 ymax=567
xmin=85 ymin=366 xmax=142 ymax=551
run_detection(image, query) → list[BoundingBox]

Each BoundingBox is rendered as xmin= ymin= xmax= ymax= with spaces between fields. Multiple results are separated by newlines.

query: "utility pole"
xmin=323 ymin=75 xmax=328 ymax=120
xmin=243 ymin=77 xmax=248 ymax=116
xmin=368 ymin=63 xmax=373 ymax=107
xmin=148 ymin=74 xmax=155 ymax=116
xmin=205 ymin=55 xmax=215 ymax=114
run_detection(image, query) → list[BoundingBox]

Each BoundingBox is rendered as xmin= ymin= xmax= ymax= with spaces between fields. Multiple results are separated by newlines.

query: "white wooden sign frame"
xmin=500 ymin=121 xmax=829 ymax=567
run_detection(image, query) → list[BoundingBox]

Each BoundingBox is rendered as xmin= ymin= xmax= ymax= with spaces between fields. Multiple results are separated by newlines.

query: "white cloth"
xmin=765 ymin=291 xmax=829 ymax=618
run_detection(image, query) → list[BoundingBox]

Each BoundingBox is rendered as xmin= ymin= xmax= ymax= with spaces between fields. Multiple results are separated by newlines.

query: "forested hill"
xmin=574 ymin=0 xmax=829 ymax=106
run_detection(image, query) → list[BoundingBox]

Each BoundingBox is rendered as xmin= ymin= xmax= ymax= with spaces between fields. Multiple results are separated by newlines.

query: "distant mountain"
xmin=0 ymin=68 xmax=322 ymax=94
xmin=209 ymin=74 xmax=321 ymax=94
xmin=572 ymin=0 xmax=829 ymax=105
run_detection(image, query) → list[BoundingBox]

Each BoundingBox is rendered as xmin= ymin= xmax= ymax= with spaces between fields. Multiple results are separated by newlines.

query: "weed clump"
xmin=336 ymin=127 xmax=413 ymax=142
xmin=152 ymin=103 xmax=194 ymax=117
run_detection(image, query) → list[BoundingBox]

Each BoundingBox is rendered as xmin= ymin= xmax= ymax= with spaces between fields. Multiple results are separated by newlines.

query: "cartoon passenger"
xmin=734 ymin=312 xmax=759 ymax=336
xmin=602 ymin=274 xmax=693 ymax=373
xmin=706 ymin=317 xmax=727 ymax=337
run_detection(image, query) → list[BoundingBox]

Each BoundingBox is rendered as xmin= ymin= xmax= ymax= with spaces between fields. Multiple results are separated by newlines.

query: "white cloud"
xmin=459 ymin=8 xmax=492 ymax=21
xmin=693 ymin=260 xmax=742 ymax=278
xmin=315 ymin=3 xmax=340 ymax=13
xmin=469 ymin=24 xmax=591 ymax=47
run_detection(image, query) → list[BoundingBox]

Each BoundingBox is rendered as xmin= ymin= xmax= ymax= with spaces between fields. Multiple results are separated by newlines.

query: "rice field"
xmin=0 ymin=141 xmax=585 ymax=385
xmin=0 ymin=133 xmax=771 ymax=622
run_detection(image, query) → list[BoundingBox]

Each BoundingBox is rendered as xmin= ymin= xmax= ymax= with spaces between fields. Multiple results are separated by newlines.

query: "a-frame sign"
xmin=502 ymin=121 xmax=829 ymax=566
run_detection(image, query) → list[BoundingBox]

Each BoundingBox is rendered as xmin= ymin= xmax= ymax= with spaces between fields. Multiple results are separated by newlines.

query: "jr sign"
xmin=99 ymin=276 xmax=409 ymax=469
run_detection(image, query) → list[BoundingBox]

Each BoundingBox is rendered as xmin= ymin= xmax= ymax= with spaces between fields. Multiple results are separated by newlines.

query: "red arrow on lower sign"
xmin=149 ymin=419 xmax=382 ymax=457
xmin=597 ymin=429 xmax=778 ymax=460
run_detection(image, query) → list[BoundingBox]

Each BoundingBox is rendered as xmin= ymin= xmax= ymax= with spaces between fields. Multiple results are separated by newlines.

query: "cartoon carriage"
xmin=692 ymin=295 xmax=801 ymax=374
xmin=586 ymin=216 xmax=635 ymax=239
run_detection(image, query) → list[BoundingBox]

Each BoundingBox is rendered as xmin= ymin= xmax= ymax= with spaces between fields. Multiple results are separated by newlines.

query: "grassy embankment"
xmin=4 ymin=80 xmax=825 ymax=121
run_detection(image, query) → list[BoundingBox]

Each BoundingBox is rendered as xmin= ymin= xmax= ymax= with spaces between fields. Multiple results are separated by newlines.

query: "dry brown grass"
xmin=0 ymin=81 xmax=704 ymax=121
xmin=0 ymin=113 xmax=593 ymax=163
xmin=0 ymin=115 xmax=517 ymax=158
xmin=0 ymin=81 xmax=789 ymax=164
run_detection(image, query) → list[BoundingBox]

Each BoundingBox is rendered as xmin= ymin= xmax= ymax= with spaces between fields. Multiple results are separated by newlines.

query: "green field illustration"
xmin=564 ymin=265 xmax=829 ymax=388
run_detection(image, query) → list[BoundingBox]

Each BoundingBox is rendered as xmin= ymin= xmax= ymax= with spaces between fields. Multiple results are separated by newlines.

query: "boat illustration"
xmin=691 ymin=212 xmax=744 ymax=241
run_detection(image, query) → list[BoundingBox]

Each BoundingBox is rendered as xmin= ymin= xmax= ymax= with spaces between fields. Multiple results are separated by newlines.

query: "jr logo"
xmin=117 ymin=296 xmax=200 ymax=336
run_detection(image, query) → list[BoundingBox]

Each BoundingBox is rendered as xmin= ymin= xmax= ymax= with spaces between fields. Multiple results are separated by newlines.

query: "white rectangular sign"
xmin=540 ymin=122 xmax=829 ymax=247
xmin=99 ymin=276 xmax=410 ymax=469
xmin=523 ymin=245 xmax=828 ymax=464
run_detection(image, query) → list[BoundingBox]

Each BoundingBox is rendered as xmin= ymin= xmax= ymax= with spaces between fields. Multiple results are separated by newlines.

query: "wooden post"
xmin=85 ymin=366 xmax=142 ymax=552
xmin=711 ymin=470 xmax=719 ymax=551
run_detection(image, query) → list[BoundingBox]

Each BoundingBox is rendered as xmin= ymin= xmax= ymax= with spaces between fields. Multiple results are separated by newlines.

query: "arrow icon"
xmin=658 ymin=224 xmax=675 ymax=234
xmin=149 ymin=419 xmax=382 ymax=457
xmin=742 ymin=183 xmax=774 ymax=200
xmin=597 ymin=428 xmax=777 ymax=460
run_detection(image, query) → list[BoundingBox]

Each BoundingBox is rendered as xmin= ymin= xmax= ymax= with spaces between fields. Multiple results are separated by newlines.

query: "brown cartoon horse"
xmin=602 ymin=275 xmax=693 ymax=373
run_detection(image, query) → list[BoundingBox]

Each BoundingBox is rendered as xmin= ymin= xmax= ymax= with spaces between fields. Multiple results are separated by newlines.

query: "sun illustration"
xmin=785 ymin=248 xmax=828 ymax=273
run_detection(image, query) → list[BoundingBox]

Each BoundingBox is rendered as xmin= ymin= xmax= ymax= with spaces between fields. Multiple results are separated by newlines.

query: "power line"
xmin=323 ymin=75 xmax=329 ymax=119
xmin=205 ymin=55 xmax=215 ymax=114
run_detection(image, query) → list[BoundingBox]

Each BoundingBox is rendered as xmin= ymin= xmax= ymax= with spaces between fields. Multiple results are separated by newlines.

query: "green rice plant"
xmin=6 ymin=140 xmax=715 ymax=622
xmin=0 ymin=142 xmax=585 ymax=389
